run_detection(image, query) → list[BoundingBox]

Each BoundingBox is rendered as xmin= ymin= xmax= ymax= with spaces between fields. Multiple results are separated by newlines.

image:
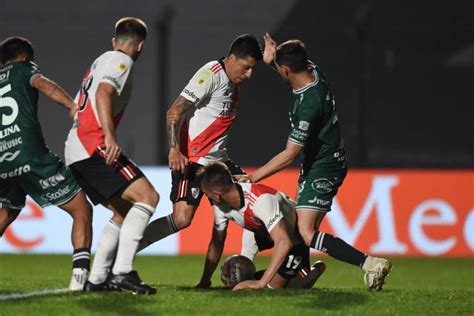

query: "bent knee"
xmin=299 ymin=229 xmax=316 ymax=246
xmin=173 ymin=212 xmax=193 ymax=230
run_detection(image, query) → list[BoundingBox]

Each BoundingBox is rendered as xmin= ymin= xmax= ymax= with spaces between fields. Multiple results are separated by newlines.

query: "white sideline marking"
xmin=0 ymin=288 xmax=70 ymax=301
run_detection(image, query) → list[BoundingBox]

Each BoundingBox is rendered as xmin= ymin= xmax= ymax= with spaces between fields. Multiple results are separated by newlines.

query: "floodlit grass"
xmin=0 ymin=254 xmax=473 ymax=315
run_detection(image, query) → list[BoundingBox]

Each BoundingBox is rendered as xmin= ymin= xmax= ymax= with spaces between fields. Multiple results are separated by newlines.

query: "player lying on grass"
xmin=0 ymin=37 xmax=93 ymax=290
xmin=195 ymin=162 xmax=325 ymax=290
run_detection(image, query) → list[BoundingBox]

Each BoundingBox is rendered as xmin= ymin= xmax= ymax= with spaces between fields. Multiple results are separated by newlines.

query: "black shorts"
xmin=170 ymin=159 xmax=245 ymax=206
xmin=69 ymin=149 xmax=144 ymax=205
xmin=254 ymin=233 xmax=310 ymax=279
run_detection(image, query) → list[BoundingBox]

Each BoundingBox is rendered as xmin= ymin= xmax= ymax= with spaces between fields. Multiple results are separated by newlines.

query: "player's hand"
xmin=104 ymin=135 xmax=121 ymax=165
xmin=169 ymin=148 xmax=189 ymax=172
xmin=263 ymin=33 xmax=277 ymax=65
xmin=195 ymin=279 xmax=212 ymax=289
xmin=232 ymin=280 xmax=265 ymax=291
xmin=68 ymin=104 xmax=78 ymax=119
xmin=237 ymin=174 xmax=255 ymax=183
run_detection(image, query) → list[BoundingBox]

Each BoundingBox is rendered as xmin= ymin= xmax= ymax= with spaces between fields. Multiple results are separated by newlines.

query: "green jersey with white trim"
xmin=288 ymin=63 xmax=346 ymax=174
xmin=0 ymin=61 xmax=48 ymax=173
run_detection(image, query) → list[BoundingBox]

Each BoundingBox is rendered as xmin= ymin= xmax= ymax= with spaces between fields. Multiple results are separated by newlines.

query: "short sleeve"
xmin=213 ymin=205 xmax=229 ymax=231
xmin=26 ymin=62 xmax=42 ymax=87
xmin=99 ymin=54 xmax=133 ymax=95
xmin=288 ymin=94 xmax=322 ymax=146
xmin=180 ymin=65 xmax=215 ymax=103
xmin=253 ymin=194 xmax=283 ymax=233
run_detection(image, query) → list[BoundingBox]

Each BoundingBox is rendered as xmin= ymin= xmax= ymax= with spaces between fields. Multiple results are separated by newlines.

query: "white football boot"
xmin=69 ymin=268 xmax=89 ymax=291
xmin=362 ymin=256 xmax=392 ymax=291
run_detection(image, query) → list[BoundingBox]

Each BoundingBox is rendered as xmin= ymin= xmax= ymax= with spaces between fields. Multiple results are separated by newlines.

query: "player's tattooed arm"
xmin=166 ymin=96 xmax=196 ymax=148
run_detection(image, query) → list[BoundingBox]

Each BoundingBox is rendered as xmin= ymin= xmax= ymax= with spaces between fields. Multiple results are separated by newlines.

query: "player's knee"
xmin=172 ymin=212 xmax=193 ymax=230
xmin=135 ymin=188 xmax=159 ymax=207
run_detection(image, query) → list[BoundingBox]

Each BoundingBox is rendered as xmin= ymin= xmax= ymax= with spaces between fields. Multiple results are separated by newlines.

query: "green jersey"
xmin=0 ymin=61 xmax=48 ymax=173
xmin=288 ymin=63 xmax=346 ymax=175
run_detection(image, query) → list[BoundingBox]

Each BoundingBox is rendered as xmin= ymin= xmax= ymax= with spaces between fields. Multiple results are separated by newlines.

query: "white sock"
xmin=112 ymin=203 xmax=154 ymax=275
xmin=89 ymin=219 xmax=121 ymax=284
xmin=137 ymin=214 xmax=179 ymax=252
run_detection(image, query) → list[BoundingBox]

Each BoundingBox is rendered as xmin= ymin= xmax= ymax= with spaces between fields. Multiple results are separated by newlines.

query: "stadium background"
xmin=0 ymin=0 xmax=472 ymax=257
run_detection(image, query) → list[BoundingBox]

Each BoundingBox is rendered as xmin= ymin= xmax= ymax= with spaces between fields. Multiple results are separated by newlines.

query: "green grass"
xmin=0 ymin=255 xmax=473 ymax=315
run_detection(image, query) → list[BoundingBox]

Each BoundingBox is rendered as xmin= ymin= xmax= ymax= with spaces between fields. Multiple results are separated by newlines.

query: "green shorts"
xmin=296 ymin=168 xmax=347 ymax=212
xmin=0 ymin=152 xmax=81 ymax=209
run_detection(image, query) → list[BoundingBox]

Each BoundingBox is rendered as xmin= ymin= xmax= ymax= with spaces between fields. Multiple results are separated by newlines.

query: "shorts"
xmin=0 ymin=152 xmax=81 ymax=209
xmin=296 ymin=167 xmax=347 ymax=212
xmin=170 ymin=159 xmax=244 ymax=206
xmin=69 ymin=149 xmax=144 ymax=205
xmin=253 ymin=232 xmax=310 ymax=279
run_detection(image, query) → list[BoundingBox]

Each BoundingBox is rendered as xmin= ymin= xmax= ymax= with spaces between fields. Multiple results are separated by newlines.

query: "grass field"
xmin=0 ymin=254 xmax=473 ymax=315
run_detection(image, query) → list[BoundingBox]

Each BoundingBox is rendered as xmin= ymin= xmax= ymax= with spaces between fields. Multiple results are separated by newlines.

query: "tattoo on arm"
xmin=167 ymin=98 xmax=196 ymax=148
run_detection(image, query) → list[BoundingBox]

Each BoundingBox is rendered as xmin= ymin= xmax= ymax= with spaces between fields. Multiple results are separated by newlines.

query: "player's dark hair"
xmin=228 ymin=34 xmax=262 ymax=61
xmin=115 ymin=17 xmax=148 ymax=42
xmin=0 ymin=37 xmax=34 ymax=64
xmin=275 ymin=39 xmax=309 ymax=73
xmin=196 ymin=162 xmax=234 ymax=192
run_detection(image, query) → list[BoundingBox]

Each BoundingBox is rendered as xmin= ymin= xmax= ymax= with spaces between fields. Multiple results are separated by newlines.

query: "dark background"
xmin=1 ymin=0 xmax=472 ymax=168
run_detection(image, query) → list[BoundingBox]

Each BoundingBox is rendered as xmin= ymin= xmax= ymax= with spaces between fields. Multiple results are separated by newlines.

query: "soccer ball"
xmin=220 ymin=255 xmax=256 ymax=288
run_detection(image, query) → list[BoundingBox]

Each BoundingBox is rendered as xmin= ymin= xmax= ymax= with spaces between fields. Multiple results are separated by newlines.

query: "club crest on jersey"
xmin=191 ymin=187 xmax=201 ymax=199
xmin=119 ymin=63 xmax=127 ymax=71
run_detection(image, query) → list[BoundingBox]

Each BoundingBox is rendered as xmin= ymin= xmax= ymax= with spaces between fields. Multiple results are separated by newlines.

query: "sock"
xmin=89 ymin=219 xmax=121 ymax=284
xmin=72 ymin=247 xmax=91 ymax=270
xmin=311 ymin=231 xmax=367 ymax=267
xmin=137 ymin=214 xmax=179 ymax=252
xmin=112 ymin=203 xmax=155 ymax=275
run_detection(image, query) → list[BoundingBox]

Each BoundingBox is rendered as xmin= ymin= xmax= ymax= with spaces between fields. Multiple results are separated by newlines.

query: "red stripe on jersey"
xmin=210 ymin=63 xmax=221 ymax=73
xmin=186 ymin=116 xmax=236 ymax=162
xmin=77 ymin=99 xmax=104 ymax=156
xmin=212 ymin=66 xmax=222 ymax=74
xmin=243 ymin=208 xmax=265 ymax=231
xmin=244 ymin=192 xmax=256 ymax=203
xmin=251 ymin=184 xmax=278 ymax=196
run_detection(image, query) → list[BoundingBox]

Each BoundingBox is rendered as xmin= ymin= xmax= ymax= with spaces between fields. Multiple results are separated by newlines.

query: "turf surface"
xmin=0 ymin=254 xmax=473 ymax=315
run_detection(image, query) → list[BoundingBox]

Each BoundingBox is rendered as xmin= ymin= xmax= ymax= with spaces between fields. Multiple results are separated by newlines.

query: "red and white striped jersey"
xmin=214 ymin=183 xmax=300 ymax=244
xmin=64 ymin=51 xmax=134 ymax=165
xmin=179 ymin=59 xmax=239 ymax=165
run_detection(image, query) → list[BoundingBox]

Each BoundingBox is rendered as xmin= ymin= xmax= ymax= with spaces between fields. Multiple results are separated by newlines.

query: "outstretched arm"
xmin=244 ymin=141 xmax=303 ymax=183
xmin=167 ymin=95 xmax=196 ymax=172
xmin=31 ymin=75 xmax=76 ymax=118
xmin=196 ymin=227 xmax=227 ymax=288
xmin=233 ymin=221 xmax=292 ymax=290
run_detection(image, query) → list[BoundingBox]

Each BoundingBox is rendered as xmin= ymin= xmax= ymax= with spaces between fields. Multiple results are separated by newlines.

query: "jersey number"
xmin=286 ymin=255 xmax=302 ymax=269
xmin=0 ymin=84 xmax=19 ymax=126
xmin=78 ymin=75 xmax=93 ymax=111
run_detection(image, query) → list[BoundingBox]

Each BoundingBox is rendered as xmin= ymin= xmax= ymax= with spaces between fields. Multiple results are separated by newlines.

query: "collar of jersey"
xmin=293 ymin=68 xmax=319 ymax=94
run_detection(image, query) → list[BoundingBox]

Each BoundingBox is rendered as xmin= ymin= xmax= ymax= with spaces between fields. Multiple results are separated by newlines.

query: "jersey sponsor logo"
xmin=0 ymin=70 xmax=10 ymax=83
xmin=41 ymin=185 xmax=71 ymax=202
xmin=311 ymin=178 xmax=334 ymax=194
xmin=298 ymin=121 xmax=310 ymax=131
xmin=103 ymin=75 xmax=121 ymax=90
xmin=0 ymin=124 xmax=21 ymax=139
xmin=0 ymin=84 xmax=19 ymax=126
xmin=0 ymin=137 xmax=22 ymax=152
xmin=183 ymin=88 xmax=198 ymax=101
xmin=308 ymin=196 xmax=331 ymax=206
xmin=39 ymin=172 xmax=66 ymax=190
xmin=0 ymin=150 xmax=20 ymax=163
xmin=266 ymin=212 xmax=282 ymax=230
xmin=0 ymin=163 xmax=30 ymax=179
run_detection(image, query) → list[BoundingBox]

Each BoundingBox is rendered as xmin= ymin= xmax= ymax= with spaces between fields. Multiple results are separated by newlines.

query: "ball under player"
xmin=0 ymin=37 xmax=93 ymax=290
xmin=195 ymin=162 xmax=326 ymax=290
xmin=64 ymin=17 xmax=158 ymax=294
xmin=241 ymin=34 xmax=392 ymax=291
xmin=137 ymin=35 xmax=262 ymax=252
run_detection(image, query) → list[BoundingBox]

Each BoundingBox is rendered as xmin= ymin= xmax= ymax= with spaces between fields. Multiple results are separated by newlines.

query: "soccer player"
xmin=241 ymin=34 xmax=392 ymax=291
xmin=195 ymin=162 xmax=325 ymax=290
xmin=0 ymin=36 xmax=93 ymax=290
xmin=64 ymin=17 xmax=158 ymax=294
xmin=137 ymin=34 xmax=262 ymax=251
